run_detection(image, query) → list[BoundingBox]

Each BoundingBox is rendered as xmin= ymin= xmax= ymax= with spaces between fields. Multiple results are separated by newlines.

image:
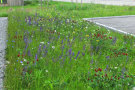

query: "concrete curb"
xmin=83 ymin=15 xmax=135 ymax=37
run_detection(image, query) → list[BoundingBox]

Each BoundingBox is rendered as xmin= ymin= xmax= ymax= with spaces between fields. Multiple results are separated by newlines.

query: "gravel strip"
xmin=0 ymin=17 xmax=8 ymax=90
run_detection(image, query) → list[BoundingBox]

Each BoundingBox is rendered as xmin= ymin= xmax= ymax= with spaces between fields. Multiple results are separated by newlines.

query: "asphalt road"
xmin=84 ymin=15 xmax=135 ymax=36
xmin=53 ymin=0 xmax=135 ymax=6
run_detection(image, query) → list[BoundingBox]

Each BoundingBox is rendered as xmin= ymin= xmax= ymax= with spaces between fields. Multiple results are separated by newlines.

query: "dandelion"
xmin=86 ymin=35 xmax=89 ymax=37
xmin=96 ymin=40 xmax=99 ymax=42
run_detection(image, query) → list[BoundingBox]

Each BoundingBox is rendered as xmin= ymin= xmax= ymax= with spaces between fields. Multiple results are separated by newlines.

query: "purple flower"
xmin=69 ymin=49 xmax=72 ymax=56
xmin=75 ymin=51 xmax=80 ymax=60
xmin=35 ymin=54 xmax=38 ymax=60
xmin=28 ymin=50 xmax=31 ymax=56
xmin=112 ymin=37 xmax=117 ymax=45
xmin=72 ymin=52 xmax=75 ymax=56
xmin=28 ymin=16 xmax=31 ymax=25
xmin=83 ymin=45 xmax=86 ymax=50
xmin=105 ymin=65 xmax=109 ymax=71
xmin=40 ymin=27 xmax=43 ymax=32
xmin=82 ymin=52 xmax=85 ymax=56
xmin=106 ymin=56 xmax=110 ymax=60
xmin=61 ymin=40 xmax=63 ymax=44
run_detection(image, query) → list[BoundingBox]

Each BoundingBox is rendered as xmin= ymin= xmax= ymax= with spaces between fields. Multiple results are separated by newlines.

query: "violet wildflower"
xmin=75 ymin=51 xmax=80 ymax=60
xmin=112 ymin=37 xmax=117 ymax=45
xmin=69 ymin=49 xmax=72 ymax=56
xmin=27 ymin=50 xmax=31 ymax=57
xmin=106 ymin=56 xmax=110 ymax=60
xmin=82 ymin=52 xmax=85 ymax=56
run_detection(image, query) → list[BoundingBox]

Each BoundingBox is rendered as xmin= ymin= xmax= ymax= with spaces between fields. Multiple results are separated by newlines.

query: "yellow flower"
xmin=86 ymin=35 xmax=89 ymax=37
xmin=96 ymin=40 xmax=99 ymax=42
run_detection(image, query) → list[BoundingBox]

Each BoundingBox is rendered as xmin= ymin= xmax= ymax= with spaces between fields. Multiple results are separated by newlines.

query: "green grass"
xmin=3 ymin=1 xmax=135 ymax=90
xmin=1 ymin=1 xmax=135 ymax=18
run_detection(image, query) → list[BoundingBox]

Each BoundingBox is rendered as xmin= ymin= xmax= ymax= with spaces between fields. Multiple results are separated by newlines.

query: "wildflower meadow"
xmin=3 ymin=1 xmax=135 ymax=90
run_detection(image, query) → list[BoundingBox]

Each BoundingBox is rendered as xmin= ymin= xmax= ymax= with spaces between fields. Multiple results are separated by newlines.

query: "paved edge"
xmin=83 ymin=15 xmax=135 ymax=37
xmin=0 ymin=17 xmax=8 ymax=90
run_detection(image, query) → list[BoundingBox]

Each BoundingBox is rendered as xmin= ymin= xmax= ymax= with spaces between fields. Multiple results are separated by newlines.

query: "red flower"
xmin=14 ymin=36 xmax=17 ymax=39
xmin=98 ymin=68 xmax=102 ymax=72
xmin=111 ymin=76 xmax=113 ymax=80
xmin=88 ymin=78 xmax=90 ymax=81
xmin=97 ymin=34 xmax=100 ymax=37
xmin=101 ymin=35 xmax=103 ymax=39
xmin=91 ymin=80 xmax=93 ymax=82
xmin=109 ymin=37 xmax=112 ymax=39
xmin=126 ymin=75 xmax=129 ymax=77
xmin=30 ymin=70 xmax=32 ymax=74
xmin=125 ymin=53 xmax=128 ymax=56
xmin=27 ymin=61 xmax=29 ymax=64
xmin=118 ymin=77 xmax=120 ymax=80
xmin=122 ymin=53 xmax=126 ymax=55
xmin=37 ymin=59 xmax=39 ymax=62
xmin=95 ymin=69 xmax=98 ymax=72
xmin=105 ymin=74 xmax=108 ymax=77
xmin=95 ymin=74 xmax=97 ymax=76
xmin=18 ymin=54 xmax=20 ymax=57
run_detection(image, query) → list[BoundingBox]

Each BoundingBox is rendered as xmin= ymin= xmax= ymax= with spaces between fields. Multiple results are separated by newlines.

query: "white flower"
xmin=71 ymin=39 xmax=73 ymax=42
xmin=52 ymin=46 xmax=55 ymax=49
xmin=133 ymin=87 xmax=135 ymax=90
xmin=46 ymin=70 xmax=48 ymax=72
xmin=24 ymin=59 xmax=27 ymax=62
xmin=6 ymin=61 xmax=10 ymax=64
xmin=67 ymin=19 xmax=70 ymax=23
xmin=54 ymin=30 xmax=56 ymax=32
xmin=40 ymin=42 xmax=44 ymax=44
xmin=114 ymin=67 xmax=118 ymax=69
